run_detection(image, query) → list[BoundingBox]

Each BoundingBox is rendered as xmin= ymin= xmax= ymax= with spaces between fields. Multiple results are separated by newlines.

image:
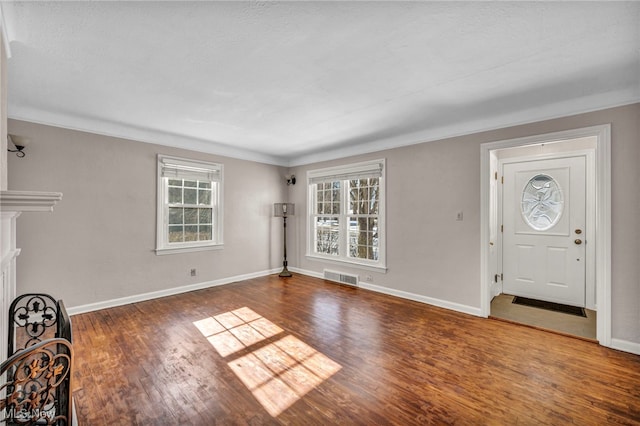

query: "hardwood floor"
xmin=71 ymin=274 xmax=640 ymax=425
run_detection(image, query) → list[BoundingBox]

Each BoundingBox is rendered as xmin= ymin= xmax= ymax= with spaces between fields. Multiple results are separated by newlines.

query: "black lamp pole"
xmin=280 ymin=214 xmax=291 ymax=277
xmin=274 ymin=203 xmax=294 ymax=277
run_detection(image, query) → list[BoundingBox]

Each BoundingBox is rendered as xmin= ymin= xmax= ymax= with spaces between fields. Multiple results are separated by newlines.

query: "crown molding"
xmin=8 ymin=106 xmax=290 ymax=167
xmin=9 ymin=95 xmax=639 ymax=169
xmin=289 ymin=95 xmax=639 ymax=167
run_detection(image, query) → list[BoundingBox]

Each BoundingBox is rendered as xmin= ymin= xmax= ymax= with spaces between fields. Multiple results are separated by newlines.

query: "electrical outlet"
xmin=456 ymin=211 xmax=464 ymax=221
xmin=190 ymin=268 xmax=197 ymax=277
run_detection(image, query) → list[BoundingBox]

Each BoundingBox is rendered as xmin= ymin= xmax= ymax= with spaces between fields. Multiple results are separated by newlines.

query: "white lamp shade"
xmin=274 ymin=203 xmax=295 ymax=217
xmin=8 ymin=134 xmax=31 ymax=148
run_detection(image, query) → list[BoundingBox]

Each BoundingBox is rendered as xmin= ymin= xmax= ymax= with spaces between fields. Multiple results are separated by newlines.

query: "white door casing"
xmin=481 ymin=124 xmax=611 ymax=346
xmin=489 ymin=154 xmax=501 ymax=298
xmin=502 ymin=157 xmax=586 ymax=307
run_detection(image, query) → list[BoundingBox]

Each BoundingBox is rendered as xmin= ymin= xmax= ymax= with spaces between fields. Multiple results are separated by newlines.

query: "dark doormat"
xmin=512 ymin=296 xmax=587 ymax=317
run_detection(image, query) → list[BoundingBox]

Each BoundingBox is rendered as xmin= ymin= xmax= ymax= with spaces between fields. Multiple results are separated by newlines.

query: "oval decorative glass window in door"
xmin=521 ymin=174 xmax=564 ymax=231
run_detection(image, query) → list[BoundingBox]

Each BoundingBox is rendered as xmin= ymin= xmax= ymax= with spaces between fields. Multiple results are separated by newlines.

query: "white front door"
xmin=502 ymin=156 xmax=586 ymax=307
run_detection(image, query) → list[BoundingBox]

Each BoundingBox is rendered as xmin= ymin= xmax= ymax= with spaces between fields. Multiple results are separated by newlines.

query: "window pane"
xmin=370 ymin=193 xmax=379 ymax=214
xmin=199 ymin=225 xmax=212 ymax=241
xmin=184 ymin=208 xmax=198 ymax=224
xmin=184 ymin=226 xmax=198 ymax=242
xmin=199 ymin=208 xmax=212 ymax=224
xmin=184 ymin=180 xmax=197 ymax=187
xmin=350 ymin=187 xmax=360 ymax=213
xmin=349 ymin=179 xmax=379 ymax=216
xmin=369 ymin=217 xmax=378 ymax=233
xmin=199 ymin=189 xmax=211 ymax=205
xmin=315 ymin=217 xmax=339 ymax=256
xmin=350 ymin=188 xmax=359 ymax=214
xmin=169 ymin=226 xmax=183 ymax=242
xmin=169 ymin=208 xmax=183 ymax=225
xmin=184 ymin=188 xmax=197 ymax=204
xmin=168 ymin=187 xmax=182 ymax=204
xmin=199 ymin=181 xmax=211 ymax=189
xmin=349 ymin=216 xmax=378 ymax=260
xmin=168 ymin=179 xmax=182 ymax=186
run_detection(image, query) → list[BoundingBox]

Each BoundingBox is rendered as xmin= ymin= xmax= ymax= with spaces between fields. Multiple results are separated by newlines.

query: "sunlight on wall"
xmin=193 ymin=307 xmax=342 ymax=417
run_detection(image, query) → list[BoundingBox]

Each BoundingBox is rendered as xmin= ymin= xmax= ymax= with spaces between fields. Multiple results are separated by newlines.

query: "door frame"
xmin=480 ymin=124 xmax=611 ymax=346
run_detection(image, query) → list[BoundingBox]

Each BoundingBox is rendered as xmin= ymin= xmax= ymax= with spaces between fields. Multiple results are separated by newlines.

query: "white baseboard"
xmin=359 ymin=281 xmax=483 ymax=317
xmin=290 ymin=267 xmax=482 ymax=317
xmin=610 ymin=338 xmax=640 ymax=356
xmin=67 ymin=268 xmax=280 ymax=315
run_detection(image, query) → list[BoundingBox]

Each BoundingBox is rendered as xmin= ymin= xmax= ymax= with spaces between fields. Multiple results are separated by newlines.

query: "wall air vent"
xmin=323 ymin=269 xmax=359 ymax=287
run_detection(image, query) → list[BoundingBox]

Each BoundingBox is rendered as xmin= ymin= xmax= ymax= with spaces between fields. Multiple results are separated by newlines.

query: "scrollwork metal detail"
xmin=1 ymin=339 xmax=72 ymax=425
xmin=9 ymin=294 xmax=58 ymax=353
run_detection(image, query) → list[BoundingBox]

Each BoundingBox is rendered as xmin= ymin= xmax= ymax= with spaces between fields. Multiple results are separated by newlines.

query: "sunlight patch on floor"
xmin=193 ymin=307 xmax=342 ymax=417
xmin=193 ymin=307 xmax=283 ymax=357
xmin=228 ymin=335 xmax=341 ymax=416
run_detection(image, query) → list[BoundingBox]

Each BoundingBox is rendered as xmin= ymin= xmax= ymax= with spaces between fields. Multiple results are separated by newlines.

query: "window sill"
xmin=305 ymin=254 xmax=387 ymax=273
xmin=155 ymin=244 xmax=224 ymax=256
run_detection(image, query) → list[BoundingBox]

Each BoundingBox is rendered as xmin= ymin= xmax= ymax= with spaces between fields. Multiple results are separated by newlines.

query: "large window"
xmin=156 ymin=155 xmax=223 ymax=254
xmin=307 ymin=159 xmax=385 ymax=270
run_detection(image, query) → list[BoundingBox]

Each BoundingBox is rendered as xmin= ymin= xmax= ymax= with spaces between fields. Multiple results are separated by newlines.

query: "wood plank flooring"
xmin=71 ymin=274 xmax=640 ymax=425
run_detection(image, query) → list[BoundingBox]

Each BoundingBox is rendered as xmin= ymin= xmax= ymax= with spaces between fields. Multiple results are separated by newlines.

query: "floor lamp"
xmin=274 ymin=203 xmax=294 ymax=277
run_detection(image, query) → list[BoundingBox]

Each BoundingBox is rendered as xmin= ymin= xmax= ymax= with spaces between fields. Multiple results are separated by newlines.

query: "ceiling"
xmin=2 ymin=1 xmax=639 ymax=166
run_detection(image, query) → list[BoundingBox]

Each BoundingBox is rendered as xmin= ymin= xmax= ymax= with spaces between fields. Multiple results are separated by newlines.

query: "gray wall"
xmin=7 ymin=120 xmax=287 ymax=308
xmin=288 ymin=103 xmax=640 ymax=344
xmin=7 ymin=103 xmax=640 ymax=345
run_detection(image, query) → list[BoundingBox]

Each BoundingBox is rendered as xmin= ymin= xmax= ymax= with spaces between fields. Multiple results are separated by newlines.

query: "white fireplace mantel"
xmin=1 ymin=190 xmax=63 ymax=364
xmin=0 ymin=190 xmax=63 ymax=212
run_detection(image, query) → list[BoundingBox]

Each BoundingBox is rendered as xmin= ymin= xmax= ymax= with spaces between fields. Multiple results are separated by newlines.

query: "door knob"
xmin=575 ymin=229 xmax=582 ymax=234
xmin=574 ymin=239 xmax=582 ymax=245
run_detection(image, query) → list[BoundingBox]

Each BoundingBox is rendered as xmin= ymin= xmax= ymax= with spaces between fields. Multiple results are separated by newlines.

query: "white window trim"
xmin=306 ymin=159 xmax=386 ymax=271
xmin=156 ymin=155 xmax=224 ymax=255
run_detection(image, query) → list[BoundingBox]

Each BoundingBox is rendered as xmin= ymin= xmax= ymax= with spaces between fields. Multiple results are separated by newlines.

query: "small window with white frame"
xmin=156 ymin=155 xmax=223 ymax=255
xmin=307 ymin=159 xmax=386 ymax=270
